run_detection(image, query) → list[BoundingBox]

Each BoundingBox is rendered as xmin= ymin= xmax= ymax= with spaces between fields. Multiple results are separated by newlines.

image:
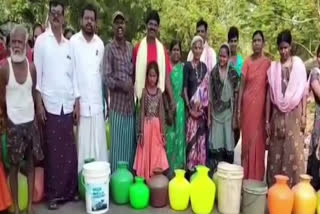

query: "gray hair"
xmin=191 ymin=35 xmax=203 ymax=48
xmin=10 ymin=25 xmax=29 ymax=44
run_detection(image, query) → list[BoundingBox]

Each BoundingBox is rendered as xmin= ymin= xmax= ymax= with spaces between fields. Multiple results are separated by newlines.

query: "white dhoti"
xmin=77 ymin=113 xmax=108 ymax=173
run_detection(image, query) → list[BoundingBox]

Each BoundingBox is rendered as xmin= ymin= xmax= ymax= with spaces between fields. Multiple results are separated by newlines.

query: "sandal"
xmin=48 ymin=200 xmax=58 ymax=210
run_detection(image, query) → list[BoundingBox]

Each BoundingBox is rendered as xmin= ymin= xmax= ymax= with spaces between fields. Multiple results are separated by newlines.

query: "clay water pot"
xmin=147 ymin=168 xmax=169 ymax=208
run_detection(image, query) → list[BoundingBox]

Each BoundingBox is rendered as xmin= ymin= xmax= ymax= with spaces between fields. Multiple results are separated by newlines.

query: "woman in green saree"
xmin=166 ymin=40 xmax=186 ymax=177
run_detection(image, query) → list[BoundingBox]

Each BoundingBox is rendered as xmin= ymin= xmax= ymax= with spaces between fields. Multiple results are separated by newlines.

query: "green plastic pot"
xmin=78 ymin=173 xmax=85 ymax=200
xmin=110 ymin=161 xmax=133 ymax=204
xmin=8 ymin=172 xmax=28 ymax=213
xmin=106 ymin=120 xmax=111 ymax=150
xmin=129 ymin=177 xmax=150 ymax=209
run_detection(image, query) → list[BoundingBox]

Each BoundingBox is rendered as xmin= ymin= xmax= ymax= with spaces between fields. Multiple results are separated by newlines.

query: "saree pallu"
xmin=307 ymin=103 xmax=320 ymax=190
xmin=186 ymin=72 xmax=210 ymax=172
xmin=241 ymin=56 xmax=270 ymax=181
xmin=307 ymin=69 xmax=320 ymax=190
xmin=166 ymin=63 xmax=186 ymax=177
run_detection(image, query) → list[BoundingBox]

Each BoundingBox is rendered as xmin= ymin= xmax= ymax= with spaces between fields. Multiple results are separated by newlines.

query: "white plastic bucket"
xmin=217 ymin=162 xmax=244 ymax=214
xmin=83 ymin=161 xmax=110 ymax=214
xmin=242 ymin=180 xmax=268 ymax=214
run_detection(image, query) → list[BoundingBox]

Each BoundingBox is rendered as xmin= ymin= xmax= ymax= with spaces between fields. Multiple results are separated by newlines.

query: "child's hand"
xmin=207 ymin=117 xmax=211 ymax=128
xmin=266 ymin=122 xmax=271 ymax=138
xmin=123 ymin=81 xmax=134 ymax=93
xmin=138 ymin=133 xmax=143 ymax=145
xmin=161 ymin=134 xmax=166 ymax=147
xmin=190 ymin=110 xmax=202 ymax=119
xmin=232 ymin=115 xmax=238 ymax=130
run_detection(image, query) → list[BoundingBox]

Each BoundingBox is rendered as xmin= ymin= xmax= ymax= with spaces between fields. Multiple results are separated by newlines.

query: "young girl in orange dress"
xmin=134 ymin=61 xmax=169 ymax=180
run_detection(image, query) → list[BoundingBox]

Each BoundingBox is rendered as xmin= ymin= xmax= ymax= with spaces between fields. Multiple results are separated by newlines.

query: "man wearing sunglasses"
xmin=34 ymin=0 xmax=79 ymax=210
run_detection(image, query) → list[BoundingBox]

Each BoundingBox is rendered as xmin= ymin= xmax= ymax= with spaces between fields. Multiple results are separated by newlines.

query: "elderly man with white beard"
xmin=0 ymin=25 xmax=44 ymax=214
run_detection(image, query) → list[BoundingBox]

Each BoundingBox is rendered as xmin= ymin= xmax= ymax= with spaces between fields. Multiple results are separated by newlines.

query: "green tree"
xmin=0 ymin=0 xmax=48 ymax=28
xmin=2 ymin=0 xmax=320 ymax=59
xmin=68 ymin=0 xmax=152 ymax=43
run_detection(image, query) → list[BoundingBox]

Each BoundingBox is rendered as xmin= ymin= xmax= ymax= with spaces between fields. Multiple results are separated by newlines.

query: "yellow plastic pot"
xmin=190 ymin=166 xmax=216 ymax=214
xmin=292 ymin=174 xmax=316 ymax=214
xmin=317 ymin=190 xmax=320 ymax=214
xmin=169 ymin=169 xmax=190 ymax=211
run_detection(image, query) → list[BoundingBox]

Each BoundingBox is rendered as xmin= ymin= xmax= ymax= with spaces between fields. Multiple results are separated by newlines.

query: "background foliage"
xmin=1 ymin=0 xmax=320 ymax=60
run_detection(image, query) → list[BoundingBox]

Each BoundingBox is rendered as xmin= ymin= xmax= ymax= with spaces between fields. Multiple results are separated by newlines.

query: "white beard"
xmin=10 ymin=48 xmax=26 ymax=63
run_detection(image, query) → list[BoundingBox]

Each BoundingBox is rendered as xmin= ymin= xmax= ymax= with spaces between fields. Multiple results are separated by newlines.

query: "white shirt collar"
xmin=47 ymin=26 xmax=67 ymax=44
xmin=79 ymin=30 xmax=97 ymax=44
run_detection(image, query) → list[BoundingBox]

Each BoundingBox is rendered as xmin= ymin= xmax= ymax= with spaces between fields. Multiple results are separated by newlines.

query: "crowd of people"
xmin=0 ymin=0 xmax=320 ymax=213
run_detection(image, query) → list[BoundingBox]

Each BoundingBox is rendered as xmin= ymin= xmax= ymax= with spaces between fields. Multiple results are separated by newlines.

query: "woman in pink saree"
xmin=266 ymin=30 xmax=307 ymax=187
xmin=238 ymin=31 xmax=271 ymax=181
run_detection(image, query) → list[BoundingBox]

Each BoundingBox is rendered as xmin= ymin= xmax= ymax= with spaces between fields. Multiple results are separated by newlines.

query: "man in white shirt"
xmin=70 ymin=4 xmax=107 ymax=173
xmin=187 ymin=19 xmax=216 ymax=72
xmin=34 ymin=0 xmax=79 ymax=210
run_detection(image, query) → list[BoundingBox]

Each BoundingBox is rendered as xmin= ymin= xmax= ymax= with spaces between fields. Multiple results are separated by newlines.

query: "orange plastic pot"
xmin=268 ymin=175 xmax=293 ymax=214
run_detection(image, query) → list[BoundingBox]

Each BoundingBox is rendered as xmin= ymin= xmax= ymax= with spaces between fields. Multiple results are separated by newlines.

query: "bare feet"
xmin=14 ymin=206 xmax=20 ymax=214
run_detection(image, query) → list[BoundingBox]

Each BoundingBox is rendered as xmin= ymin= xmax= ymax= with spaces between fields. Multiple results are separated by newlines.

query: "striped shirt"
xmin=103 ymin=40 xmax=135 ymax=116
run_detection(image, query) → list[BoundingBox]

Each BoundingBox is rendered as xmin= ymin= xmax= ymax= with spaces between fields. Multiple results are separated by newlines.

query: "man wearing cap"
xmin=103 ymin=11 xmax=136 ymax=172
xmin=133 ymin=10 xmax=175 ymax=115
xmin=70 ymin=4 xmax=107 ymax=173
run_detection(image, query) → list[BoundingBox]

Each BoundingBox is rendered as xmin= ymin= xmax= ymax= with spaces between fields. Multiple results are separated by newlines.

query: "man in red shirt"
xmin=133 ymin=10 xmax=175 ymax=112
